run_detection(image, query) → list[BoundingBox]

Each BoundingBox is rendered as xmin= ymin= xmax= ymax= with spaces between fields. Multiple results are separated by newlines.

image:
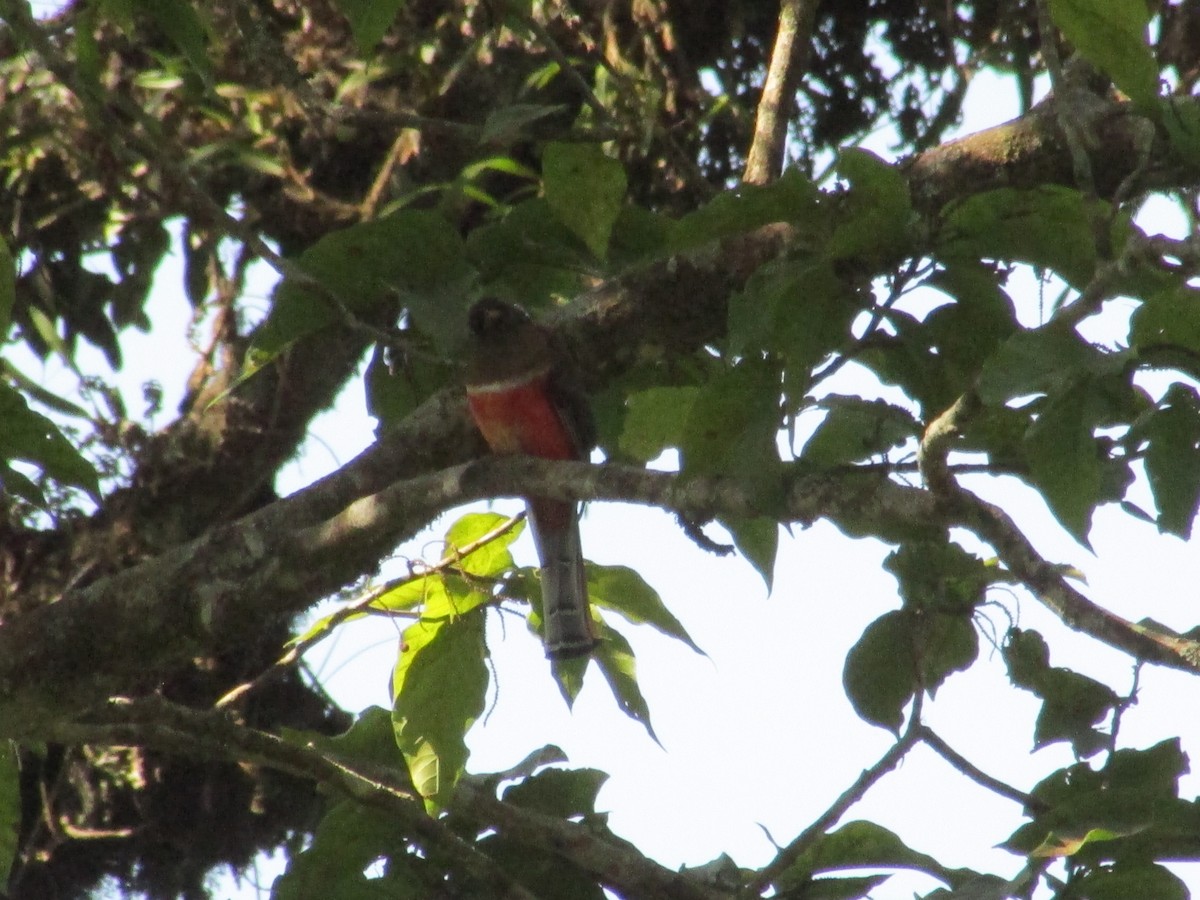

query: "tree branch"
xmin=455 ymin=778 xmax=727 ymax=900
xmin=28 ymin=697 xmax=541 ymax=900
xmin=743 ymin=0 xmax=818 ymax=184
xmin=746 ymin=713 xmax=924 ymax=894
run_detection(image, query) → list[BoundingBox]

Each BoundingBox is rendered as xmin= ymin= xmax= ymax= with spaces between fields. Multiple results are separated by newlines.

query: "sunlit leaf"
xmin=592 ymin=625 xmax=658 ymax=743
xmin=392 ymin=613 xmax=488 ymax=807
xmin=445 ymin=511 xmax=524 ymax=577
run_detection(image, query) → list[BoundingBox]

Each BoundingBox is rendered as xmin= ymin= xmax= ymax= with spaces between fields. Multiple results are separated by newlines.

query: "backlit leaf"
xmin=587 ymin=564 xmax=702 ymax=654
xmin=392 ymin=613 xmax=488 ymax=807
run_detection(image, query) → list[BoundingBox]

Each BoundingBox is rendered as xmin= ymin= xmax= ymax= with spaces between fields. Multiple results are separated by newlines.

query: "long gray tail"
xmin=529 ymin=500 xmax=598 ymax=659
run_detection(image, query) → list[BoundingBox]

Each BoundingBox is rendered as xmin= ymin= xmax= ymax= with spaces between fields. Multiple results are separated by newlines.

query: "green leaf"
xmin=250 ymin=210 xmax=469 ymax=365
xmin=587 ymin=564 xmax=703 ymax=654
xmin=593 ymin=624 xmax=658 ymax=742
xmin=1140 ymin=385 xmax=1200 ymax=538
xmin=608 ymin=205 xmax=674 ymax=267
xmin=939 ymin=187 xmax=1101 ymax=288
xmin=1074 ymin=862 xmax=1188 ymax=900
xmin=978 ymin=326 xmax=1120 ymax=406
xmin=0 ymin=382 xmax=100 ymax=501
xmin=1023 ymin=382 xmax=1104 ymax=544
xmin=885 ymin=541 xmax=991 ymax=612
xmin=670 ymin=168 xmax=821 ymax=252
xmin=542 ymin=142 xmax=626 ymax=259
xmin=619 ymin=386 xmax=699 ymax=462
xmin=132 ymin=0 xmax=213 ymax=84
xmin=776 ymin=820 xmax=958 ymax=896
xmin=842 ymin=611 xmax=916 ymax=734
xmin=1003 ymin=628 xmax=1118 ymax=757
xmin=480 ymin=102 xmax=568 ymax=144
xmin=722 ymin=516 xmax=778 ymax=593
xmin=502 ymin=766 xmax=609 ymax=819
xmin=333 ymin=0 xmax=406 ymax=54
xmin=466 ymin=199 xmax=589 ymax=304
xmin=1047 ymin=0 xmax=1158 ymax=108
xmin=392 ymin=614 xmax=488 ymax=807
xmin=681 ymin=360 xmax=783 ymax=503
xmin=828 ymin=149 xmax=913 ymax=262
xmin=0 ymin=742 xmax=17 ymax=889
xmin=445 ymin=511 xmax=524 ymax=577
xmin=801 ymin=396 xmax=918 ymax=467
xmin=273 ymin=799 xmax=412 ymax=899
xmin=726 ymin=258 xmax=859 ymax=401
xmin=363 ymin=343 xmax=453 ymax=432
xmin=1160 ymin=96 xmax=1200 ymax=167
xmin=1131 ymin=285 xmax=1200 ymax=355
xmin=322 ymin=706 xmax=408 ymax=771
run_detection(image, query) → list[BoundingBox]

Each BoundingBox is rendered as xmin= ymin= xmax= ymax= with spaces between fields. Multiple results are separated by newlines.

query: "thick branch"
xmin=7 ymin=445 xmax=1197 ymax=727
xmin=903 ymin=92 xmax=1188 ymax=216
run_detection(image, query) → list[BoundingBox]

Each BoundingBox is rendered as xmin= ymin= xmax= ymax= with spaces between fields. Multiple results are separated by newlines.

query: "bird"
xmin=464 ymin=297 xmax=599 ymax=660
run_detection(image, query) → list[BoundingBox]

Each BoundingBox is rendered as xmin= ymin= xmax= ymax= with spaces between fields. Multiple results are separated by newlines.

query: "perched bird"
xmin=464 ymin=297 xmax=599 ymax=659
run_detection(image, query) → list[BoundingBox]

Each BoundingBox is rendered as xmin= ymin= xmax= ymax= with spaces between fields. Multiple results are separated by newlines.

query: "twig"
xmin=1105 ymin=660 xmax=1142 ymax=757
xmin=917 ymin=725 xmax=1048 ymax=813
xmin=215 ymin=512 xmax=525 ymax=708
xmin=743 ymin=0 xmax=818 ymax=184
xmin=745 ymin=712 xmax=923 ymax=895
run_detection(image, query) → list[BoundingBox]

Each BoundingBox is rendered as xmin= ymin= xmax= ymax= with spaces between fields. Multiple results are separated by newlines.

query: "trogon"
xmin=465 ymin=297 xmax=599 ymax=659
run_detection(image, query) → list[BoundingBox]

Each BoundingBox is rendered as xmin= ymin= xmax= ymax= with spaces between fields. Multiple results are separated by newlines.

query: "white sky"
xmin=14 ymin=65 xmax=1200 ymax=899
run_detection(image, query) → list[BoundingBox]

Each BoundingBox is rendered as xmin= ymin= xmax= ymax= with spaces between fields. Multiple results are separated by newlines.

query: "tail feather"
xmin=529 ymin=500 xmax=597 ymax=659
